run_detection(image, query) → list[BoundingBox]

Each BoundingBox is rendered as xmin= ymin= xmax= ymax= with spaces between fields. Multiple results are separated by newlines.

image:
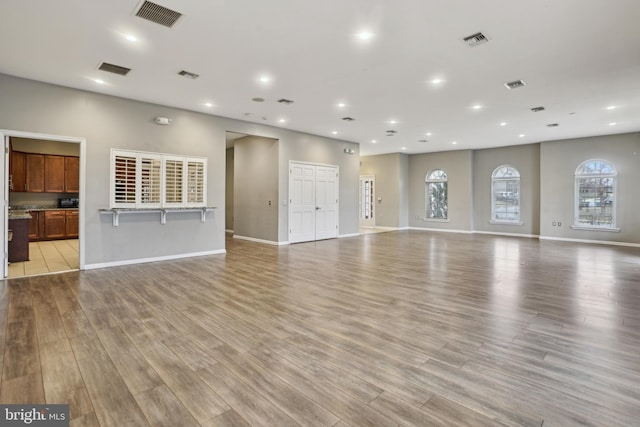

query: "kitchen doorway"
xmin=1 ymin=129 xmax=85 ymax=278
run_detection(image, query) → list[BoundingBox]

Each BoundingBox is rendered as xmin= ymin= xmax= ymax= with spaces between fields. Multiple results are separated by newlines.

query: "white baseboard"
xmin=233 ymin=235 xmax=288 ymax=246
xmin=408 ymin=226 xmax=472 ymax=234
xmin=539 ymin=236 xmax=640 ymax=248
xmin=339 ymin=233 xmax=360 ymax=238
xmin=84 ymin=249 xmax=226 ymax=270
xmin=225 ymin=229 xmax=234 ymax=234
xmin=473 ymin=230 xmax=539 ymax=239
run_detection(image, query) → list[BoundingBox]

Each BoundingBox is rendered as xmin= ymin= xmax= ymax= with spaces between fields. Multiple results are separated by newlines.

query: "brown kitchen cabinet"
xmin=65 ymin=156 xmax=80 ymax=192
xmin=28 ymin=210 xmax=45 ymax=240
xmin=45 ymin=155 xmax=65 ymax=192
xmin=65 ymin=210 xmax=79 ymax=238
xmin=44 ymin=210 xmax=67 ymax=239
xmin=10 ymin=150 xmax=26 ymax=192
xmin=29 ymin=209 xmax=78 ymax=241
xmin=25 ymin=153 xmax=45 ymax=192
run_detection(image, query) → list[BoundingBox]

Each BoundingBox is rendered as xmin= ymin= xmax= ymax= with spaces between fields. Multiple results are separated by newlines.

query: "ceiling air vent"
xmin=504 ymin=80 xmax=526 ymax=90
xmin=531 ymin=106 xmax=545 ymax=112
xmin=178 ymin=70 xmax=199 ymax=79
xmin=463 ymin=32 xmax=488 ymax=47
xmin=134 ymin=1 xmax=182 ymax=28
xmin=386 ymin=130 xmax=397 ymax=136
xmin=547 ymin=123 xmax=559 ymax=127
xmin=277 ymin=98 xmax=294 ymax=104
xmin=342 ymin=117 xmax=355 ymax=121
xmin=98 ymin=62 xmax=131 ymax=76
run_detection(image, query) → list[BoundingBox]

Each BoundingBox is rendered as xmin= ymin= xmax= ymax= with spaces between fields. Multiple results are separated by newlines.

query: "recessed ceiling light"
xmin=471 ymin=104 xmax=483 ymax=110
xmin=93 ymin=79 xmax=105 ymax=85
xmin=426 ymin=132 xmax=432 ymax=136
xmin=430 ymin=78 xmax=445 ymax=85
xmin=500 ymin=122 xmax=507 ymax=126
xmin=452 ymin=141 xmax=457 ymax=145
xmin=337 ymin=103 xmax=346 ymax=108
xmin=606 ymin=106 xmax=617 ymax=110
xmin=609 ymin=122 xmax=617 ymax=126
xmin=519 ymin=134 xmax=525 ymax=138
xmin=401 ymin=147 xmax=407 ymax=150
xmin=356 ymin=30 xmax=374 ymax=41
xmin=278 ymin=118 xmax=287 ymax=123
xmin=204 ymin=102 xmax=213 ymax=107
xmin=371 ymin=140 xmax=377 ymax=144
xmin=258 ymin=76 xmax=271 ymax=83
xmin=125 ymin=34 xmax=138 ymax=42
xmin=388 ymin=120 xmax=398 ymax=125
xmin=332 ymin=131 xmax=338 ymax=135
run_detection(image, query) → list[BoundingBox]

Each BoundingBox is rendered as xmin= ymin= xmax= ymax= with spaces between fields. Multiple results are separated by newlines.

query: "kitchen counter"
xmin=8 ymin=210 xmax=32 ymax=220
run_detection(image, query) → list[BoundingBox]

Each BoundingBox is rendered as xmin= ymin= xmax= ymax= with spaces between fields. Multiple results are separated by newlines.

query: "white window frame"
xmin=491 ymin=165 xmax=522 ymax=225
xmin=572 ymin=159 xmax=618 ymax=232
xmin=110 ymin=149 xmax=207 ymax=209
xmin=425 ymin=169 xmax=448 ymax=221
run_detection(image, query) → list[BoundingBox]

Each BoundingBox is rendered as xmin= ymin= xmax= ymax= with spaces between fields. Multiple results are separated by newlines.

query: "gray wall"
xmin=398 ymin=153 xmax=409 ymax=228
xmin=360 ymin=153 xmax=406 ymax=228
xmin=473 ymin=144 xmax=540 ymax=236
xmin=540 ymin=133 xmax=640 ymax=243
xmin=408 ymin=150 xmax=474 ymax=231
xmin=0 ymin=73 xmax=360 ymax=265
xmin=225 ymin=147 xmax=234 ymax=231
xmin=278 ymin=133 xmax=360 ymax=241
xmin=234 ymin=136 xmax=279 ymax=242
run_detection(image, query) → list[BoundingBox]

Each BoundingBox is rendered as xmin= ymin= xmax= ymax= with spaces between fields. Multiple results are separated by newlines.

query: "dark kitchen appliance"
xmin=58 ymin=197 xmax=79 ymax=208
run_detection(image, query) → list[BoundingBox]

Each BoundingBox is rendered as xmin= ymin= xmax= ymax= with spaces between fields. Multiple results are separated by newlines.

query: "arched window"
xmin=491 ymin=165 xmax=520 ymax=223
xmin=574 ymin=159 xmax=616 ymax=228
xmin=425 ymin=169 xmax=448 ymax=219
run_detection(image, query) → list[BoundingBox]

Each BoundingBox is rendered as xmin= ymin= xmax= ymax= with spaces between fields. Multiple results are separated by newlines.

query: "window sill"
xmin=422 ymin=218 xmax=449 ymax=223
xmin=489 ymin=220 xmax=523 ymax=226
xmin=100 ymin=207 xmax=216 ymax=226
xmin=571 ymin=225 xmax=620 ymax=233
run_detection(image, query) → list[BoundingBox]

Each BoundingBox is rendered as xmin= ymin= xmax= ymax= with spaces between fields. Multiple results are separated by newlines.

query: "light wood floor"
xmin=1 ymin=231 xmax=639 ymax=426
xmin=8 ymin=239 xmax=79 ymax=278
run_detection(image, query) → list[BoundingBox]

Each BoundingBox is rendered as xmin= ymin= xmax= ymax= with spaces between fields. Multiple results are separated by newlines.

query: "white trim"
xmin=225 ymin=229 xmax=234 ymax=233
xmin=473 ymin=230 xmax=539 ymax=238
xmin=84 ymin=249 xmax=226 ymax=270
xmin=409 ymin=226 xmax=472 ymax=234
xmin=422 ymin=218 xmax=450 ymax=223
xmin=233 ymin=235 xmax=288 ymax=246
xmin=570 ymin=225 xmax=621 ymax=233
xmin=0 ymin=129 xmax=87 ymax=274
xmin=489 ymin=220 xmax=524 ymax=226
xmin=339 ymin=233 xmax=360 ymax=238
xmin=540 ymin=236 xmax=639 ymax=248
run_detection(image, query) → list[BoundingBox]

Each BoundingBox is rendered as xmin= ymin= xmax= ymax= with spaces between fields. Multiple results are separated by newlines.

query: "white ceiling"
xmin=1 ymin=0 xmax=639 ymax=156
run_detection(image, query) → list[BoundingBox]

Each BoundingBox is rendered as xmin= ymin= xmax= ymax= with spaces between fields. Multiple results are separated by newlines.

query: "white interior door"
xmin=315 ymin=166 xmax=338 ymax=240
xmin=359 ymin=175 xmax=375 ymax=228
xmin=289 ymin=163 xmax=316 ymax=243
xmin=289 ymin=162 xmax=338 ymax=243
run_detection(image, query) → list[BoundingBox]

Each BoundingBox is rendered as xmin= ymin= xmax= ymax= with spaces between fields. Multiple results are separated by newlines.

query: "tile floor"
xmin=8 ymin=239 xmax=78 ymax=278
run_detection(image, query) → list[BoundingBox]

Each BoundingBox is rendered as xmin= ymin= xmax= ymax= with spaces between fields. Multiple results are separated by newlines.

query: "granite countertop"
xmin=8 ymin=210 xmax=32 ymax=220
xmin=10 ymin=205 xmax=78 ymax=211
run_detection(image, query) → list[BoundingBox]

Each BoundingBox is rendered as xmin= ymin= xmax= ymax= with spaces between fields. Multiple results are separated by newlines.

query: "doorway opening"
xmin=2 ymin=130 xmax=85 ymax=279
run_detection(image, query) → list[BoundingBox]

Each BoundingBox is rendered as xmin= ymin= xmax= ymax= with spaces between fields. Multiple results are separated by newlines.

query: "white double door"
xmin=289 ymin=162 xmax=338 ymax=243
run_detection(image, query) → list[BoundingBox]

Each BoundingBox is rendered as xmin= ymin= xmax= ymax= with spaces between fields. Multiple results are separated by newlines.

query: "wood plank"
xmin=134 ymin=384 xmax=199 ymax=427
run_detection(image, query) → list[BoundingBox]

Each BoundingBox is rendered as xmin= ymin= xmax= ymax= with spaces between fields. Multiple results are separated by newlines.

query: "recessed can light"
xmin=332 ymin=131 xmax=338 ymax=135
xmin=204 ymin=102 xmax=213 ymax=107
xmin=125 ymin=34 xmax=138 ymax=42
xmin=500 ymin=122 xmax=507 ymax=126
xmin=356 ymin=30 xmax=374 ymax=40
xmin=606 ymin=106 xmax=617 ymax=110
xmin=609 ymin=122 xmax=617 ymax=126
xmin=519 ymin=134 xmax=525 ymax=138
xmin=94 ymin=79 xmax=105 ymax=85
xmin=452 ymin=141 xmax=457 ymax=145
xmin=278 ymin=119 xmax=287 ymax=123
xmin=388 ymin=120 xmax=397 ymax=124
xmin=371 ymin=140 xmax=377 ymax=144
xmin=258 ymin=76 xmax=271 ymax=83
xmin=426 ymin=132 xmax=432 ymax=136
xmin=430 ymin=78 xmax=444 ymax=85
xmin=337 ymin=103 xmax=346 ymax=108
xmin=471 ymin=104 xmax=483 ymax=110
xmin=401 ymin=147 xmax=407 ymax=150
